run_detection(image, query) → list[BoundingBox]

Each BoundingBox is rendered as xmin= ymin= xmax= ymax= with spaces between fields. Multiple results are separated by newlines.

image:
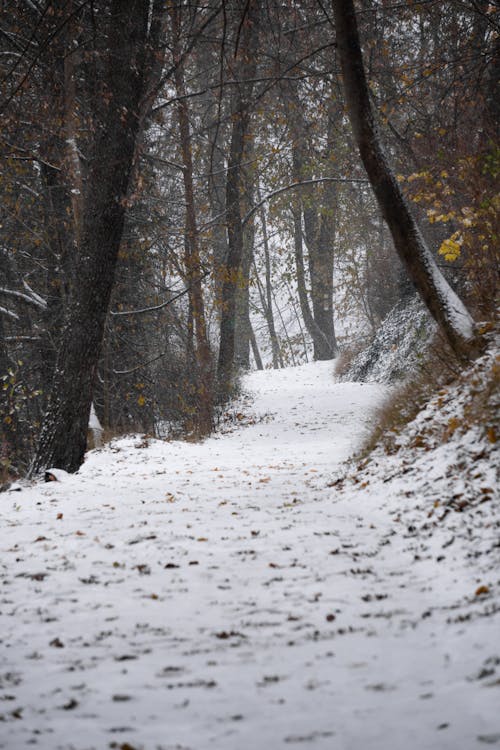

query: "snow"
xmin=341 ymin=295 xmax=434 ymax=383
xmin=426 ymin=255 xmax=476 ymax=341
xmin=1 ymin=360 xmax=498 ymax=750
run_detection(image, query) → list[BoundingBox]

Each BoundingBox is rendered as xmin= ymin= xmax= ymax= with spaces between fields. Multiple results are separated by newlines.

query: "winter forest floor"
xmin=1 ymin=360 xmax=499 ymax=750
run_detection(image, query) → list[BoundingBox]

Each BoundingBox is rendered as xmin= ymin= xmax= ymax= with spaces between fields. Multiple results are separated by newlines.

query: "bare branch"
xmin=110 ymin=270 xmax=210 ymax=317
xmin=242 ymin=177 xmax=369 ymax=225
xmin=0 ymin=285 xmax=47 ymax=309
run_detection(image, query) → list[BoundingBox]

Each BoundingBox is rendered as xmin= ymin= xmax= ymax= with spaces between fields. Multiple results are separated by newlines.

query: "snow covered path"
xmin=1 ymin=362 xmax=499 ymax=750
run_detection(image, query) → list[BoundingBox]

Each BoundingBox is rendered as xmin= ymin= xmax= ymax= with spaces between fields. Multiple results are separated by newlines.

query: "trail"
xmin=1 ymin=362 xmax=499 ymax=750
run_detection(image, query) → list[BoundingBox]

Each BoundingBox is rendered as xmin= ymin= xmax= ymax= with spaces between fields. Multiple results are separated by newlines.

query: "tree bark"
xmin=282 ymin=78 xmax=338 ymax=361
xmin=171 ymin=3 xmax=213 ymax=434
xmin=217 ymin=0 xmax=259 ymax=397
xmin=332 ymin=0 xmax=477 ymax=359
xmin=258 ymin=191 xmax=283 ymax=369
xmin=31 ymin=0 xmax=152 ymax=474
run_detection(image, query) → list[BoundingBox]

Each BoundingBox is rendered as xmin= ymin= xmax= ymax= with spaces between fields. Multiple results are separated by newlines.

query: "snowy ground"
xmin=1 ymin=361 xmax=499 ymax=750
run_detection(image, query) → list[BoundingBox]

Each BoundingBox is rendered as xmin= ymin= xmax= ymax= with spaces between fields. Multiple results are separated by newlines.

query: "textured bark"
xmin=332 ymin=0 xmax=477 ymax=359
xmin=217 ymin=1 xmax=259 ymax=397
xmin=31 ymin=0 xmax=151 ymax=474
xmin=171 ymin=3 xmax=213 ymax=434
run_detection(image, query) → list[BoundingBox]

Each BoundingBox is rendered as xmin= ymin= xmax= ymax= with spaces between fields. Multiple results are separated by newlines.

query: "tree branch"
xmin=242 ymin=177 xmax=369 ymax=225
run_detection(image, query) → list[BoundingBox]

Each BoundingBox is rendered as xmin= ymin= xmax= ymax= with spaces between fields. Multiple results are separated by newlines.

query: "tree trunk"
xmin=292 ymin=205 xmax=336 ymax=360
xmin=283 ymin=81 xmax=338 ymax=361
xmin=171 ymin=3 xmax=213 ymax=434
xmin=217 ymin=0 xmax=259 ymax=397
xmin=258 ymin=193 xmax=282 ymax=369
xmin=249 ymin=322 xmax=264 ymax=370
xmin=31 ymin=0 xmax=152 ymax=474
xmin=332 ymin=0 xmax=477 ymax=359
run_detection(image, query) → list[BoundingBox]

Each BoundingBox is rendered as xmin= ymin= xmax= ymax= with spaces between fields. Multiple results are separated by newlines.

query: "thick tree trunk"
xmin=31 ymin=0 xmax=151 ymax=474
xmin=171 ymin=4 xmax=213 ymax=434
xmin=332 ymin=0 xmax=477 ymax=359
xmin=217 ymin=1 xmax=258 ymax=397
xmin=235 ymin=137 xmax=257 ymax=370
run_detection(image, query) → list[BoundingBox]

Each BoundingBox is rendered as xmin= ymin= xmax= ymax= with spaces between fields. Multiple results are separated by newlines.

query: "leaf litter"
xmin=0 ymin=360 xmax=498 ymax=749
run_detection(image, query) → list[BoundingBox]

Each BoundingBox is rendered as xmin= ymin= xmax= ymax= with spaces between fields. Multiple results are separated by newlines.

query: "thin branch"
xmin=0 ymin=306 xmax=20 ymax=320
xmin=242 ymin=177 xmax=369 ymax=225
xmin=110 ymin=270 xmax=210 ymax=317
xmin=0 ymin=0 xmax=92 ymax=115
xmin=0 ymin=286 xmax=47 ymax=309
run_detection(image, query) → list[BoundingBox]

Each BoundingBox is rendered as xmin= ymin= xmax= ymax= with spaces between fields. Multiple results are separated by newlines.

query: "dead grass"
xmin=334 ymin=339 xmax=368 ymax=379
xmin=359 ymin=329 xmax=499 ymax=458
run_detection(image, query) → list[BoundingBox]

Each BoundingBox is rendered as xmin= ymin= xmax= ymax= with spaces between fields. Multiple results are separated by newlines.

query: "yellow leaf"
xmin=438 ymin=237 xmax=461 ymax=261
xmin=137 ymin=394 xmax=145 ymax=406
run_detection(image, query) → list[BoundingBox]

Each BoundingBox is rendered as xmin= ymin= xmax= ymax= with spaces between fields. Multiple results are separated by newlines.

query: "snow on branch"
xmin=0 ymin=284 xmax=47 ymax=309
xmin=0 ymin=305 xmax=19 ymax=320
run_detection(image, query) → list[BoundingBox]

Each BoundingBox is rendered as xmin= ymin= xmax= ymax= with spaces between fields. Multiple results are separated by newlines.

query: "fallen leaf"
xmin=475 ymin=585 xmax=490 ymax=596
xmin=62 ymin=698 xmax=78 ymax=710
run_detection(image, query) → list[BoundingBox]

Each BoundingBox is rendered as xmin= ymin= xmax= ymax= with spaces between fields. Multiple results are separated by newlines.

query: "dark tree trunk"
xmin=332 ymin=0 xmax=477 ymax=359
xmin=31 ymin=0 xmax=152 ymax=474
xmin=235 ymin=136 xmax=256 ymax=370
xmin=249 ymin=321 xmax=264 ymax=370
xmin=171 ymin=3 xmax=213 ymax=434
xmin=234 ymin=217 xmax=253 ymax=369
xmin=258 ymin=193 xmax=283 ymax=369
xmin=292 ymin=205 xmax=336 ymax=360
xmin=217 ymin=1 xmax=258 ymax=397
xmin=281 ymin=75 xmax=338 ymax=361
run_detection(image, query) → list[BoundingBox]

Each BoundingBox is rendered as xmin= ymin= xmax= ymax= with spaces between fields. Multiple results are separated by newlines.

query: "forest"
xmin=1 ymin=3 xmax=499 ymax=748
xmin=0 ymin=0 xmax=497 ymax=478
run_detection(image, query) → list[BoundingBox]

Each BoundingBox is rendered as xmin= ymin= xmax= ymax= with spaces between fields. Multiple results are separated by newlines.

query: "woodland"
xmin=0 ymin=0 xmax=498 ymax=477
xmin=1 ymin=3 xmax=499 ymax=748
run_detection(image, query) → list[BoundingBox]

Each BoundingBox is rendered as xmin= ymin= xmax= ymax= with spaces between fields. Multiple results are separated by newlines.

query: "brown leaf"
xmin=475 ymin=585 xmax=490 ymax=597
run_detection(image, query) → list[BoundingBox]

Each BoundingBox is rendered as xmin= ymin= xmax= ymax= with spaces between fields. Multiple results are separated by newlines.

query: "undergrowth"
xmin=360 ymin=328 xmax=499 ymax=459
